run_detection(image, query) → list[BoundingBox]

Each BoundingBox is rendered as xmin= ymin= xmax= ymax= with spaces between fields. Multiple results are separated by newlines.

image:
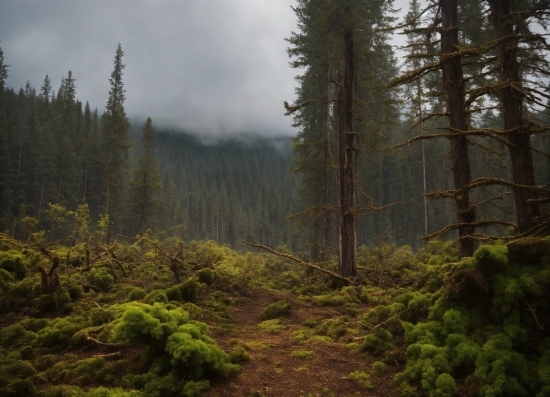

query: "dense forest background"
xmin=1 ymin=0 xmax=550 ymax=259
xmin=0 ymin=57 xmax=548 ymax=253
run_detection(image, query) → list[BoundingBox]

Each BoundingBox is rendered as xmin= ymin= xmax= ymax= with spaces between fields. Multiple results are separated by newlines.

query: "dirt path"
xmin=203 ymin=288 xmax=399 ymax=397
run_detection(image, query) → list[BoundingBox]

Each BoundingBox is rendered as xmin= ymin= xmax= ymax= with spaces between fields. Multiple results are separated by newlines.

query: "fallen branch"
xmin=93 ymin=352 xmax=122 ymax=360
xmin=86 ymin=337 xmax=124 ymax=348
xmin=243 ymin=241 xmax=357 ymax=286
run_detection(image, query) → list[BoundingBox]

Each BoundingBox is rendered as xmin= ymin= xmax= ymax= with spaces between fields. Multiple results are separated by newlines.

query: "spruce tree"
xmin=286 ymin=0 xmax=397 ymax=275
xmin=102 ymin=44 xmax=131 ymax=243
xmin=487 ymin=0 xmax=547 ymax=234
xmin=0 ymin=46 xmax=11 ymax=225
xmin=130 ymin=117 xmax=162 ymax=234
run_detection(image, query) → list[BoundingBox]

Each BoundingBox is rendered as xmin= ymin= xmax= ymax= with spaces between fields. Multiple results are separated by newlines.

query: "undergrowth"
xmin=1 ymin=228 xmax=549 ymax=397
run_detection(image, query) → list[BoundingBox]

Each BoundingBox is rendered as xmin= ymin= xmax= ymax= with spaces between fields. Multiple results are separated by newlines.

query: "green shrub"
xmin=291 ymin=350 xmax=315 ymax=359
xmin=0 ymin=268 xmax=15 ymax=288
xmin=143 ymin=289 xmax=169 ymax=304
xmin=179 ymin=278 xmax=204 ymax=302
xmin=229 ymin=346 xmax=251 ymax=363
xmin=0 ymin=359 xmax=36 ymax=389
xmin=396 ymin=240 xmax=550 ymax=396
xmin=258 ymin=319 xmax=283 ymax=334
xmin=109 ymin=302 xmax=239 ymax=394
xmin=260 ymin=300 xmax=291 ymax=320
xmin=19 ymin=345 xmax=34 ymax=359
xmin=363 ymin=328 xmax=394 ymax=357
xmin=65 ymin=358 xmax=105 ymax=384
xmin=90 ymin=308 xmax=112 ymax=325
xmin=165 ymin=285 xmax=182 ymax=302
xmin=90 ymin=268 xmax=114 ymax=292
xmin=85 ymin=387 xmax=143 ymax=397
xmin=33 ymin=291 xmax=72 ymax=312
xmin=33 ymin=354 xmax=58 ymax=371
xmin=348 ymin=371 xmax=373 ymax=390
xmin=38 ymin=385 xmax=84 ymax=397
xmin=35 ymin=316 xmax=88 ymax=349
xmin=197 ymin=268 xmax=216 ymax=286
xmin=1 ymin=378 xmax=37 ymax=397
xmin=0 ymin=324 xmax=35 ymax=347
xmin=0 ymin=250 xmax=27 ymax=280
xmin=66 ymin=284 xmax=84 ymax=300
xmin=20 ymin=317 xmax=48 ymax=332
xmin=128 ymin=287 xmax=147 ymax=301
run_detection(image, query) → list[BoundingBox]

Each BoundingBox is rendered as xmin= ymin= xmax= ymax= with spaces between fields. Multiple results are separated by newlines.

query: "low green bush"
xmin=260 ymin=300 xmax=291 ymax=320
xmin=128 ymin=287 xmax=147 ymax=301
xmin=229 ymin=346 xmax=250 ymax=363
xmin=0 ymin=250 xmax=27 ymax=280
xmin=395 ymin=239 xmax=550 ymax=397
xmin=143 ymin=289 xmax=168 ymax=304
xmin=0 ymin=323 xmax=36 ymax=347
xmin=109 ymin=301 xmax=239 ymax=395
xmin=196 ymin=268 xmax=216 ymax=286
xmin=1 ymin=378 xmax=37 ymax=397
xmin=35 ymin=316 xmax=88 ymax=349
xmin=90 ymin=268 xmax=114 ymax=292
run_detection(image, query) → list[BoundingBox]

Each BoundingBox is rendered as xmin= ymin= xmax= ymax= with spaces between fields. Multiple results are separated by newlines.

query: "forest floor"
xmin=202 ymin=288 xmax=399 ymax=397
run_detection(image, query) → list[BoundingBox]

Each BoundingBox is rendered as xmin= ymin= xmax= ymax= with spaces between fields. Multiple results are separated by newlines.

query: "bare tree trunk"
xmin=105 ymin=138 xmax=114 ymax=244
xmin=441 ymin=0 xmax=476 ymax=256
xmin=488 ymin=0 xmax=541 ymax=234
xmin=338 ymin=16 xmax=357 ymax=278
xmin=323 ymin=44 xmax=333 ymax=262
xmin=422 ymin=139 xmax=428 ymax=235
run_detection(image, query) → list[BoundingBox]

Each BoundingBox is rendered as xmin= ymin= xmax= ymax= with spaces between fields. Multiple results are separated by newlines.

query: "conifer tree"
xmin=130 ymin=117 xmax=162 ymax=234
xmin=102 ymin=44 xmax=131 ymax=243
xmin=0 ymin=46 xmax=11 ymax=224
xmin=286 ymin=0 xmax=397 ymax=275
xmin=53 ymin=71 xmax=82 ymax=209
xmin=487 ymin=0 xmax=549 ymax=234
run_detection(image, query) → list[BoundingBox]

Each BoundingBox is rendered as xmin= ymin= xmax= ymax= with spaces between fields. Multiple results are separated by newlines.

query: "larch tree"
xmin=102 ymin=44 xmax=131 ymax=243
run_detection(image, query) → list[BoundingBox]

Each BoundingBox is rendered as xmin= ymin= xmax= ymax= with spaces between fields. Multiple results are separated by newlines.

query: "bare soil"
xmin=202 ymin=288 xmax=399 ymax=397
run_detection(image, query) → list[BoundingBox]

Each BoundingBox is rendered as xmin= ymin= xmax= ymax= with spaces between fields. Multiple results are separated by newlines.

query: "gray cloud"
xmin=0 ymin=0 xmax=410 ymax=136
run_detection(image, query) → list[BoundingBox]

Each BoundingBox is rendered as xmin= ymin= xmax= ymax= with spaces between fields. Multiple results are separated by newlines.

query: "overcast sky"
xmin=0 ymin=0 xmax=408 ymax=137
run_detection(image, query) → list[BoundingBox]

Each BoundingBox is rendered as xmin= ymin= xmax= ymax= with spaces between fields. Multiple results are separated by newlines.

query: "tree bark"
xmin=338 ymin=15 xmax=357 ymax=278
xmin=440 ymin=0 xmax=476 ymax=256
xmin=323 ymin=46 xmax=332 ymax=262
xmin=488 ymin=0 xmax=541 ymax=234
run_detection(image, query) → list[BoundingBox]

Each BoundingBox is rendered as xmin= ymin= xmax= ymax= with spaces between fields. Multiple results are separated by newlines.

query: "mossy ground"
xmin=1 ymin=233 xmax=549 ymax=396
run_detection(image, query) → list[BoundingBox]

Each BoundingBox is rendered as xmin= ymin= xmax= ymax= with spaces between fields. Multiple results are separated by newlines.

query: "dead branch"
xmin=90 ymin=241 xmax=128 ymax=278
xmin=93 ymin=352 xmax=122 ymax=359
xmin=243 ymin=240 xmax=357 ymax=286
xmin=423 ymin=220 xmax=516 ymax=240
xmin=86 ymin=337 xmax=124 ymax=348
